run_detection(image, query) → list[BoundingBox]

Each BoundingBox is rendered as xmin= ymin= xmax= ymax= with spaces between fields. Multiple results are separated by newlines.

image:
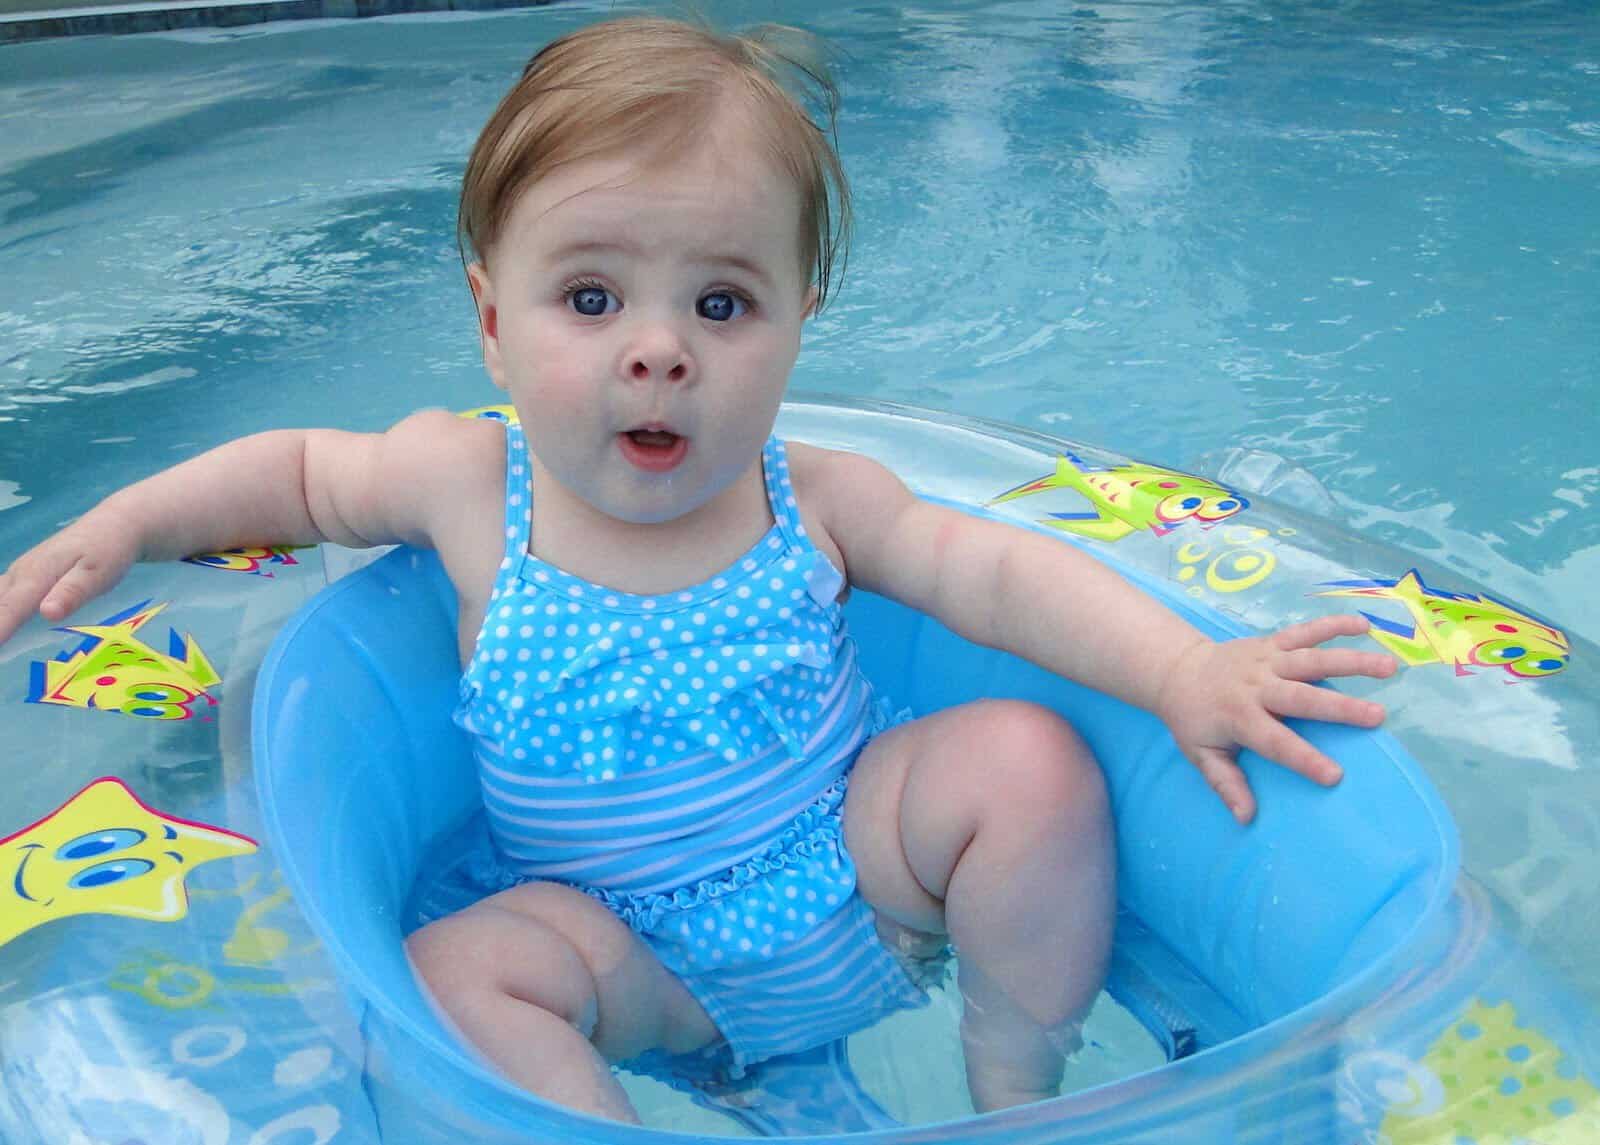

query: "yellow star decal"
xmin=0 ymin=777 xmax=257 ymax=948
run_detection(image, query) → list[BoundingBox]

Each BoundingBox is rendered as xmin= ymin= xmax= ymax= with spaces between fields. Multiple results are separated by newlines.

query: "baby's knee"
xmin=964 ymin=700 xmax=1106 ymax=817
xmin=493 ymin=881 xmax=638 ymax=982
xmin=406 ymin=907 xmax=600 ymax=1037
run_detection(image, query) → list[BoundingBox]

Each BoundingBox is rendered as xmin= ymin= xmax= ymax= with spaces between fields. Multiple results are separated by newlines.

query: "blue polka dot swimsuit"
xmin=450 ymin=423 xmax=930 ymax=1072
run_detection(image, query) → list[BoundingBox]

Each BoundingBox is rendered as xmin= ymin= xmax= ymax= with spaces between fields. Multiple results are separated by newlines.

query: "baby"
xmin=0 ymin=15 xmax=1395 ymax=1125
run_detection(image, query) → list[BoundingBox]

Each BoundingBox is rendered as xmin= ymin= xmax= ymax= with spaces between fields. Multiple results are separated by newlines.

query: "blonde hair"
xmin=459 ymin=16 xmax=851 ymax=311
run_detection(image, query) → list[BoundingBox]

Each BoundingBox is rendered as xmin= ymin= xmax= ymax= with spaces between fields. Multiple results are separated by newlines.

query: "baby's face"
xmin=473 ymin=121 xmax=815 ymax=526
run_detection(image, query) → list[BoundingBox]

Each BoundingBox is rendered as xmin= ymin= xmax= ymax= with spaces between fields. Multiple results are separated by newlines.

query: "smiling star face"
xmin=0 ymin=777 xmax=257 ymax=948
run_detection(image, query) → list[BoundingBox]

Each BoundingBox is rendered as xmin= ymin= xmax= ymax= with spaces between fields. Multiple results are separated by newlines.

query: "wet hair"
xmin=458 ymin=16 xmax=851 ymax=311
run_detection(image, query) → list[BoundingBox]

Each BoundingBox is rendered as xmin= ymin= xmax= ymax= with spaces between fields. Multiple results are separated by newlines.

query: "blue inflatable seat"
xmin=254 ymin=522 xmax=1457 ymax=1144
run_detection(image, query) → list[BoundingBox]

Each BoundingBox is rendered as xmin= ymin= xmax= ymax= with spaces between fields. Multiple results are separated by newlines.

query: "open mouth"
xmin=617 ymin=427 xmax=688 ymax=473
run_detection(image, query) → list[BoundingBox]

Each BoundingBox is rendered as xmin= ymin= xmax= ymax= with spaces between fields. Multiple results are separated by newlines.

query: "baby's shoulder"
xmin=782 ymin=440 xmax=850 ymax=524
xmin=781 ymin=442 xmax=913 ymax=581
xmin=783 ymin=440 xmax=910 ymax=515
xmin=784 ymin=439 xmax=869 ymax=480
xmin=380 ymin=408 xmax=506 ymax=558
xmin=387 ymin=406 xmax=502 ymax=448
xmin=380 ymin=408 xmax=501 ymax=498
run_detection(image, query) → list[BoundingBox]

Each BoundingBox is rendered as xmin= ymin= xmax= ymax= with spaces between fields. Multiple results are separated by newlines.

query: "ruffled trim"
xmin=872 ymin=695 xmax=913 ymax=736
xmin=455 ymin=552 xmax=847 ymax=749
xmin=457 ymin=777 xmax=851 ymax=923
xmin=584 ymin=774 xmax=851 ymax=933
xmin=460 ymin=845 xmax=541 ymax=899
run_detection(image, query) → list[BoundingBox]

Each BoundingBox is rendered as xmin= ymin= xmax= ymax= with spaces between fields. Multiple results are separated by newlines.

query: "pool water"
xmin=0 ymin=0 xmax=1596 ymax=1137
xmin=1 ymin=0 xmax=1596 ymax=644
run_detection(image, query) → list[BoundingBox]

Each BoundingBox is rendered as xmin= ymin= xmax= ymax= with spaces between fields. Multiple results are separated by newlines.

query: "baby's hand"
xmin=0 ymin=512 xmax=142 ymax=647
xmin=1154 ymin=614 xmax=1398 ymax=824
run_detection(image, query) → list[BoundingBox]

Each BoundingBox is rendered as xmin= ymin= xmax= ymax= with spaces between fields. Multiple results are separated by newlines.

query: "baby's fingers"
xmin=1264 ymin=677 xmax=1386 ymax=729
xmin=1278 ymin=645 xmax=1398 ymax=684
xmin=1190 ymin=745 xmax=1257 ymax=824
xmin=0 ymin=571 xmax=36 ymax=645
xmin=1272 ymin=613 xmax=1374 ymax=651
xmin=1240 ymin=711 xmax=1345 ymax=787
xmin=0 ymin=542 xmax=124 ymax=645
xmin=0 ymin=558 xmax=70 ymax=644
xmin=38 ymin=554 xmax=122 ymax=620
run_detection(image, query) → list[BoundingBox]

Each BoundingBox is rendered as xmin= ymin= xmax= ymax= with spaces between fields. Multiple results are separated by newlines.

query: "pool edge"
xmin=1 ymin=0 xmax=555 ymax=44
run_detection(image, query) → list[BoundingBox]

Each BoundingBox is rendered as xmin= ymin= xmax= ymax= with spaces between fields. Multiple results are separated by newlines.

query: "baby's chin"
xmin=530 ymin=452 xmax=708 ymax=527
xmin=589 ymin=478 xmax=720 ymax=528
xmin=603 ymin=502 xmax=695 ymax=527
xmin=560 ymin=449 xmax=755 ymax=528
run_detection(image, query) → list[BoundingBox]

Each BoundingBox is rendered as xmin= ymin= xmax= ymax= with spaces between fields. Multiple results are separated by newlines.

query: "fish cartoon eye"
xmin=55 ymin=828 xmax=148 ymax=862
xmin=67 ymin=857 xmax=157 ymax=890
xmin=1507 ymin=653 xmax=1569 ymax=679
xmin=1472 ymin=639 xmax=1568 ymax=677
xmin=1194 ymin=495 xmax=1248 ymax=523
xmin=1154 ymin=493 xmax=1207 ymax=522
xmin=120 ymin=682 xmax=198 ymax=720
xmin=1473 ymin=639 xmax=1527 ymax=663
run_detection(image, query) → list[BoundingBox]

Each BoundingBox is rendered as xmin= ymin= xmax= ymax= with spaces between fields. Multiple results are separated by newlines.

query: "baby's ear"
xmin=801 ymin=284 xmax=820 ymax=320
xmin=467 ymin=263 xmax=507 ymax=389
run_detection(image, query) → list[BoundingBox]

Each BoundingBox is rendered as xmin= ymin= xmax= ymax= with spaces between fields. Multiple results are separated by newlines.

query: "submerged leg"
xmin=844 ymin=699 xmax=1115 ymax=1111
xmin=405 ymin=880 xmax=720 ymax=1122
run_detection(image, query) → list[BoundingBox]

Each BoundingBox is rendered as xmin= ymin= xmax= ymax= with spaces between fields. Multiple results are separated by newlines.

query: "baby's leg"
xmin=406 ymin=880 xmax=720 ymax=1122
xmin=844 ymin=700 xmax=1114 ymax=1112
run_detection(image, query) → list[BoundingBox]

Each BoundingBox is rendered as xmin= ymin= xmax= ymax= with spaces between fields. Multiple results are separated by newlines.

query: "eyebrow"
xmin=545 ymin=240 xmax=776 ymax=289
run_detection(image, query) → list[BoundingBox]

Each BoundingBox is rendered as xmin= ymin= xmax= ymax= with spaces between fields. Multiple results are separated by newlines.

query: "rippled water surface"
xmin=1 ymin=0 xmax=1596 ymax=639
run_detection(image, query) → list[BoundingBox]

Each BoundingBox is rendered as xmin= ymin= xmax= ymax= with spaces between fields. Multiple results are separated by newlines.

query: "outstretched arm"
xmin=0 ymin=409 xmax=467 ymax=646
xmin=809 ymin=448 xmax=1397 ymax=823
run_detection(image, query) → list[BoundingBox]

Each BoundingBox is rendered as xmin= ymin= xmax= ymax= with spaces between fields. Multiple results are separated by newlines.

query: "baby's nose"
xmin=630 ymin=355 xmax=689 ymax=382
xmin=625 ymin=323 xmax=693 ymax=383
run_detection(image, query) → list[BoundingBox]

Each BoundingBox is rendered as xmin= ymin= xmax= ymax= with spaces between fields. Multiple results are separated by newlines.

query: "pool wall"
xmin=0 ymin=0 xmax=551 ymax=44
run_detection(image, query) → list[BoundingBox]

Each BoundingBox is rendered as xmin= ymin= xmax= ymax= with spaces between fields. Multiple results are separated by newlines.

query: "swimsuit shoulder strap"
xmin=501 ymin=421 xmax=533 ymax=563
xmin=763 ymin=436 xmax=814 ymax=553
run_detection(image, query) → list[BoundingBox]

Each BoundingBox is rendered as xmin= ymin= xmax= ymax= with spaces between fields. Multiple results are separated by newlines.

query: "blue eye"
xmin=569 ymin=286 xmax=616 ymax=317
xmin=56 ymin=828 xmax=147 ymax=861
xmin=698 ymin=292 xmax=746 ymax=322
xmin=69 ymin=858 xmax=157 ymax=889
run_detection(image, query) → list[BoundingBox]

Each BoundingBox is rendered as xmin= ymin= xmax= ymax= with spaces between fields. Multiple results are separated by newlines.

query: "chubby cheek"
xmin=521 ymin=371 xmax=602 ymax=452
xmin=501 ymin=322 xmax=599 ymax=416
xmin=522 ymin=351 xmax=585 ymax=404
xmin=518 ymin=376 xmax=611 ymax=495
xmin=721 ymin=342 xmax=795 ymax=419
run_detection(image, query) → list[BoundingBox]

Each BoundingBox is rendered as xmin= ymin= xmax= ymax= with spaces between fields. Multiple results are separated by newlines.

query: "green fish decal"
xmin=1317 ymin=570 xmax=1569 ymax=680
xmin=25 ymin=600 xmax=222 ymax=719
xmin=990 ymin=454 xmax=1249 ymax=542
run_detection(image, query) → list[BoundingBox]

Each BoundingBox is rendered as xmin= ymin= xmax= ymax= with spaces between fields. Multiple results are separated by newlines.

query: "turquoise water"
xmin=2 ymin=0 xmax=1596 ymax=644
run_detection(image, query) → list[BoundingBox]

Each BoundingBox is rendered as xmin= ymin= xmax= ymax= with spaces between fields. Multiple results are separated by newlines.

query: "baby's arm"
xmin=806 ymin=448 xmax=1396 ymax=824
xmin=0 ymin=409 xmax=476 ymax=646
